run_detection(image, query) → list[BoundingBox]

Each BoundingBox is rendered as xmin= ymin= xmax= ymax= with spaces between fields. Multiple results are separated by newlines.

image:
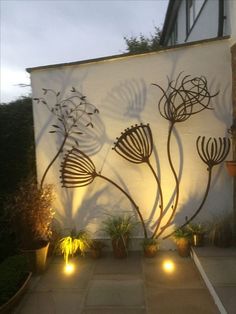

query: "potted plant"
xmin=208 ymin=215 xmax=233 ymax=248
xmin=58 ymin=229 xmax=91 ymax=264
xmin=102 ymin=215 xmax=136 ymax=258
xmin=173 ymin=226 xmax=192 ymax=257
xmin=142 ymin=238 xmax=158 ymax=258
xmin=89 ymin=239 xmax=106 ymax=259
xmin=187 ymin=222 xmax=205 ymax=247
xmin=8 ymin=177 xmax=54 ymax=273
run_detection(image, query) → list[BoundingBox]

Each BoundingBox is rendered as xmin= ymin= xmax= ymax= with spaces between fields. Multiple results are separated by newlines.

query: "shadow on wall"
xmin=173 ymin=165 xmax=232 ymax=228
xmin=102 ymin=78 xmax=147 ymax=122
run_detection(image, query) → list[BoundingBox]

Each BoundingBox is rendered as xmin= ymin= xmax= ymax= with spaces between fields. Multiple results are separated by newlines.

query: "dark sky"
xmin=1 ymin=0 xmax=168 ymax=103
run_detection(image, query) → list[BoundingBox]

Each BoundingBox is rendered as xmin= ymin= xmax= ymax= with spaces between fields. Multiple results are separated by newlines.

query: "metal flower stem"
xmin=40 ymin=134 xmax=68 ymax=189
xmin=145 ymin=160 xmax=164 ymax=239
xmin=156 ymin=122 xmax=180 ymax=238
xmin=97 ymin=173 xmax=148 ymax=238
xmin=163 ymin=168 xmax=212 ymax=239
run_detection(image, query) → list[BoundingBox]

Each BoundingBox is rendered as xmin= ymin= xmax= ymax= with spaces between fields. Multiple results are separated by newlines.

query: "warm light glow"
xmin=64 ymin=263 xmax=75 ymax=275
xmin=162 ymin=260 xmax=175 ymax=273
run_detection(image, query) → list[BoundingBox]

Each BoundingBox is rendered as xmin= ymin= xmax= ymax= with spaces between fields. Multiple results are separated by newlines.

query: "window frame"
xmin=185 ymin=0 xmax=207 ymax=41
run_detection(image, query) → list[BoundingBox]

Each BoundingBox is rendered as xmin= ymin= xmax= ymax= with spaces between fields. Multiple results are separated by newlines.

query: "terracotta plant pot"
xmin=143 ymin=244 xmax=158 ymax=258
xmin=225 ymin=161 xmax=236 ymax=176
xmin=112 ymin=237 xmax=128 ymax=258
xmin=20 ymin=241 xmax=49 ymax=273
xmin=0 ymin=272 xmax=32 ymax=314
xmin=176 ymin=238 xmax=191 ymax=257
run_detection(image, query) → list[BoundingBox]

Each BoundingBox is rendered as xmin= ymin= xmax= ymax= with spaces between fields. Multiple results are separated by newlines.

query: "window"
xmin=186 ymin=0 xmax=205 ymax=33
xmin=169 ymin=22 xmax=178 ymax=45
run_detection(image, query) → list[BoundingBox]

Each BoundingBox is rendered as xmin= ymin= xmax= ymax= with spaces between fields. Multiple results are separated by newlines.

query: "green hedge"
xmin=0 ymin=97 xmax=36 ymax=260
xmin=0 ymin=97 xmax=36 ymax=205
xmin=0 ymin=254 xmax=29 ymax=306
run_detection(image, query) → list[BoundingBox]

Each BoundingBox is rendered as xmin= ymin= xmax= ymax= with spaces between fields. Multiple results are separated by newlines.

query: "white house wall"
xmin=170 ymin=0 xmax=235 ymax=46
xmin=31 ymin=38 xmax=232 ymax=248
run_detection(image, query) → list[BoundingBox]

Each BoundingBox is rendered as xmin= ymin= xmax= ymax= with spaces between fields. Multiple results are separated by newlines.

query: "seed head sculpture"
xmin=60 ymin=73 xmax=230 ymax=241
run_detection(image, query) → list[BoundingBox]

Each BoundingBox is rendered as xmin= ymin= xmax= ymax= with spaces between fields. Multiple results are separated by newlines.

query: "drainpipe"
xmin=218 ymin=0 xmax=224 ymax=37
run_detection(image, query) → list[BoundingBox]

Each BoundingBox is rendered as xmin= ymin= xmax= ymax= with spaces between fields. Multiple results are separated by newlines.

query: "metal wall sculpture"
xmin=34 ymin=87 xmax=99 ymax=188
xmin=60 ymin=73 xmax=230 ymax=240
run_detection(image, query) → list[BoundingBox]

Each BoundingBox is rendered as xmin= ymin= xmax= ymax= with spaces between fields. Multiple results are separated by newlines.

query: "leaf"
xmin=52 ymin=124 xmax=60 ymax=128
xmin=49 ymin=131 xmax=57 ymax=133
xmin=86 ymin=122 xmax=94 ymax=128
xmin=33 ymin=98 xmax=39 ymax=101
xmin=94 ymin=108 xmax=99 ymax=113
xmin=71 ymin=87 xmax=76 ymax=92
xmin=42 ymin=88 xmax=47 ymax=95
xmin=42 ymin=100 xmax=47 ymax=105
xmin=73 ymin=131 xmax=83 ymax=135
xmin=87 ymin=112 xmax=93 ymax=115
xmin=57 ymin=118 xmax=63 ymax=122
xmin=74 ymin=139 xmax=79 ymax=146
xmin=80 ymin=96 xmax=86 ymax=100
xmin=56 ymin=92 xmax=60 ymax=96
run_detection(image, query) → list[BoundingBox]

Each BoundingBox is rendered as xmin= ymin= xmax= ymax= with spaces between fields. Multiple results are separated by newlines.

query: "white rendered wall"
xmin=30 ymin=39 xmax=232 ymax=248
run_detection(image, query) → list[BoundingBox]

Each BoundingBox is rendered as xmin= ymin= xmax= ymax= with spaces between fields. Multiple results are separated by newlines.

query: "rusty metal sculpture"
xmin=60 ymin=73 xmax=230 ymax=241
xmin=34 ymin=87 xmax=99 ymax=188
xmin=61 ymin=146 xmax=148 ymax=238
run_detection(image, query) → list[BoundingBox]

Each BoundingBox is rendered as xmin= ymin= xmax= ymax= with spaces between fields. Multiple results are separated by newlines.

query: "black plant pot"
xmin=20 ymin=241 xmax=49 ymax=273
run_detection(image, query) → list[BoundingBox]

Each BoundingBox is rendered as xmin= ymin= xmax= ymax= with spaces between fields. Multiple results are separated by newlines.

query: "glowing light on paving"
xmin=162 ymin=260 xmax=175 ymax=273
xmin=64 ymin=263 xmax=75 ymax=275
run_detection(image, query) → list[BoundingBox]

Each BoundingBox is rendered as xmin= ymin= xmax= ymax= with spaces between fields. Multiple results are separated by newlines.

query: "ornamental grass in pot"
xmin=208 ymin=214 xmax=233 ymax=248
xmin=8 ymin=178 xmax=54 ymax=273
xmin=57 ymin=229 xmax=91 ymax=264
xmin=173 ymin=226 xmax=192 ymax=257
xmin=102 ymin=215 xmax=136 ymax=258
xmin=89 ymin=240 xmax=106 ymax=259
xmin=187 ymin=223 xmax=206 ymax=247
xmin=142 ymin=238 xmax=159 ymax=258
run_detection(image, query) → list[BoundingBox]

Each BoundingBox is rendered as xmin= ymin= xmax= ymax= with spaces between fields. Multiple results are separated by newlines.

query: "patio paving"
xmin=192 ymin=247 xmax=236 ymax=314
xmin=14 ymin=250 xmax=219 ymax=314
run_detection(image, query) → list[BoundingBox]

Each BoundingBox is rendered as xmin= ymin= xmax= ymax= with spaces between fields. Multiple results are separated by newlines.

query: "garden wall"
xmin=29 ymin=37 xmax=233 ymax=248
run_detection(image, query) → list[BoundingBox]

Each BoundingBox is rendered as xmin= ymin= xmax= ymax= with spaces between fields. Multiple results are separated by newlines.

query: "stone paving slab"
xmin=193 ymin=247 xmax=236 ymax=314
xmin=146 ymin=288 xmax=219 ymax=314
xmin=85 ymin=279 xmax=144 ymax=307
xmin=81 ymin=308 xmax=146 ymax=314
xmin=93 ymin=252 xmax=142 ymax=275
xmin=215 ymin=286 xmax=236 ymax=314
xmin=15 ymin=291 xmax=84 ymax=314
xmin=197 ymin=257 xmax=236 ymax=285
